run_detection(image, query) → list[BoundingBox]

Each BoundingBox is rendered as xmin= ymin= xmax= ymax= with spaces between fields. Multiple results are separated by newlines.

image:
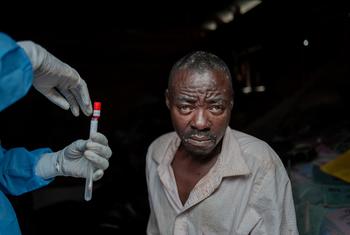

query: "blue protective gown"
xmin=0 ymin=32 xmax=52 ymax=235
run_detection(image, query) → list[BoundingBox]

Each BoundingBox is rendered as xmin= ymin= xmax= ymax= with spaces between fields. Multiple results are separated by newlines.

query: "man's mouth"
xmin=190 ymin=135 xmax=211 ymax=141
xmin=185 ymin=135 xmax=214 ymax=147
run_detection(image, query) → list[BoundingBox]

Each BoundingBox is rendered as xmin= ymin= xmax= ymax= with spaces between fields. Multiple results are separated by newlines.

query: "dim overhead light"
xmin=242 ymin=86 xmax=252 ymax=94
xmin=238 ymin=0 xmax=262 ymax=14
xmin=255 ymin=85 xmax=266 ymax=92
xmin=202 ymin=21 xmax=218 ymax=31
xmin=217 ymin=10 xmax=234 ymax=23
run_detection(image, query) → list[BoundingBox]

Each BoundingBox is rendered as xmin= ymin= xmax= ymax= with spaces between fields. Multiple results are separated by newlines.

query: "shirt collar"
xmin=153 ymin=127 xmax=251 ymax=178
xmin=219 ymin=127 xmax=250 ymax=177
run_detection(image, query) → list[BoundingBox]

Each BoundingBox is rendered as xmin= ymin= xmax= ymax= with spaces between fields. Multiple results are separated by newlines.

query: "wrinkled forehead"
xmin=170 ymin=69 xmax=232 ymax=94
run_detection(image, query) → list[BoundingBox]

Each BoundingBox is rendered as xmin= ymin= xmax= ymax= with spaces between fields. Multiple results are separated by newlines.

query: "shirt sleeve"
xmin=250 ymin=152 xmax=299 ymax=235
xmin=0 ymin=145 xmax=53 ymax=196
xmin=145 ymin=146 xmax=161 ymax=235
xmin=0 ymin=32 xmax=33 ymax=112
xmin=146 ymin=196 xmax=161 ymax=235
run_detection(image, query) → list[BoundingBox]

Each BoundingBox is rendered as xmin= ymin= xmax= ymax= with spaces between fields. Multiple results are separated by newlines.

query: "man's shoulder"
xmin=230 ymin=129 xmax=281 ymax=165
xmin=146 ymin=131 xmax=177 ymax=162
xmin=231 ymin=129 xmax=268 ymax=150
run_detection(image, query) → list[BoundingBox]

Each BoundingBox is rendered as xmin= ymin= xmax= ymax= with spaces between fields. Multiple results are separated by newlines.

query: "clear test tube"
xmin=84 ymin=101 xmax=101 ymax=201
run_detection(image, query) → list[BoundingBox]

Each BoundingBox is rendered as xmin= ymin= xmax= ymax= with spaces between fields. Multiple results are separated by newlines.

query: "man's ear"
xmin=230 ymin=100 xmax=234 ymax=110
xmin=165 ymin=89 xmax=170 ymax=109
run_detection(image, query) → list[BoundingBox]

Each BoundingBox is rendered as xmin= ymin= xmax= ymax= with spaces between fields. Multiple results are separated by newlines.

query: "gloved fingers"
xmin=71 ymin=79 xmax=92 ymax=116
xmin=93 ymin=169 xmax=104 ymax=181
xmin=43 ymin=89 xmax=70 ymax=110
xmin=59 ymin=89 xmax=80 ymax=117
xmin=90 ymin=132 xmax=109 ymax=146
xmin=86 ymin=141 xmax=112 ymax=159
xmin=47 ymin=58 xmax=80 ymax=89
xmin=84 ymin=150 xmax=109 ymax=170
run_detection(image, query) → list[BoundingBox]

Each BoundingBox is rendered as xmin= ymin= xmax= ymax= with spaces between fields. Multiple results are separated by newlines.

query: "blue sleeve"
xmin=0 ymin=32 xmax=33 ymax=112
xmin=0 ymin=145 xmax=53 ymax=196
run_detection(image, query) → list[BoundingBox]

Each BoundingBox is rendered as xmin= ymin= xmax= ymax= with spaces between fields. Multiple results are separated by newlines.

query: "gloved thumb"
xmin=93 ymin=169 xmax=104 ymax=181
xmin=90 ymin=132 xmax=109 ymax=146
xmin=63 ymin=139 xmax=87 ymax=159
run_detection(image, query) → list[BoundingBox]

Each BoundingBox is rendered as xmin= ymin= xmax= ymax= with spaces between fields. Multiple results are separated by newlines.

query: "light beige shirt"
xmin=146 ymin=127 xmax=299 ymax=235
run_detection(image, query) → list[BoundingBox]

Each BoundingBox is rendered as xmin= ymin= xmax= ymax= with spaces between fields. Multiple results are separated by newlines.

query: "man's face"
xmin=166 ymin=69 xmax=233 ymax=157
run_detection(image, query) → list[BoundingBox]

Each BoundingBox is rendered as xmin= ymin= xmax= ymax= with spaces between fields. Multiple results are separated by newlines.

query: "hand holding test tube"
xmin=84 ymin=101 xmax=101 ymax=201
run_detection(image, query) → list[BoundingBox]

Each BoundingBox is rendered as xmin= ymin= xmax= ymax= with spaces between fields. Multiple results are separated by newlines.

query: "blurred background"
xmin=1 ymin=0 xmax=350 ymax=234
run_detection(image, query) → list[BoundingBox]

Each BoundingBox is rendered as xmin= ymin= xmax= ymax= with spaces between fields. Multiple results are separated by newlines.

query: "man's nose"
xmin=191 ymin=109 xmax=211 ymax=130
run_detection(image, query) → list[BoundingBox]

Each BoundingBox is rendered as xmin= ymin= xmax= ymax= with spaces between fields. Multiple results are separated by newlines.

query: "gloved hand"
xmin=36 ymin=132 xmax=112 ymax=180
xmin=17 ymin=40 xmax=92 ymax=117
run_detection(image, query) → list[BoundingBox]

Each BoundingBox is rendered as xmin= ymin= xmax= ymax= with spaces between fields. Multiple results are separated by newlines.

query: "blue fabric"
xmin=0 ymin=192 xmax=21 ymax=235
xmin=0 ymin=32 xmax=33 ymax=112
xmin=0 ymin=147 xmax=52 ymax=235
xmin=0 ymin=146 xmax=53 ymax=196
xmin=0 ymin=32 xmax=53 ymax=235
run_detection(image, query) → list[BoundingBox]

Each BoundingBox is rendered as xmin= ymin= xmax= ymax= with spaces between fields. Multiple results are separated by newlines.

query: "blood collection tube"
xmin=84 ymin=101 xmax=101 ymax=201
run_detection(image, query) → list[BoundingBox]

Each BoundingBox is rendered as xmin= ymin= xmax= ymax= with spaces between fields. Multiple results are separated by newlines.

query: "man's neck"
xmin=179 ymin=141 xmax=222 ymax=164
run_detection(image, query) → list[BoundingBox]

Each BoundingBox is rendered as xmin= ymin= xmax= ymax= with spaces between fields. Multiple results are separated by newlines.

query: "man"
xmin=0 ymin=32 xmax=112 ymax=235
xmin=146 ymin=51 xmax=298 ymax=234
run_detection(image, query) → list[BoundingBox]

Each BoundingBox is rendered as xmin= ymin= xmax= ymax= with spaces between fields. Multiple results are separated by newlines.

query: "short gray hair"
xmin=168 ymin=51 xmax=233 ymax=91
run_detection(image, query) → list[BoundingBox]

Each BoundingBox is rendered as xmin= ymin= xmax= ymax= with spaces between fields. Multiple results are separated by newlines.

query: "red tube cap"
xmin=93 ymin=102 xmax=102 ymax=110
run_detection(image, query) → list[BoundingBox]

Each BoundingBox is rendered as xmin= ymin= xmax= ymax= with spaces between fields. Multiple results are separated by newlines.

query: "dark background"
xmin=1 ymin=0 xmax=350 ymax=234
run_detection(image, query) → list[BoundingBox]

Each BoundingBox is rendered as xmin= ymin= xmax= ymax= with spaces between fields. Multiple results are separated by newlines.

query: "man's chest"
xmin=172 ymin=167 xmax=203 ymax=204
xmin=171 ymin=151 xmax=218 ymax=205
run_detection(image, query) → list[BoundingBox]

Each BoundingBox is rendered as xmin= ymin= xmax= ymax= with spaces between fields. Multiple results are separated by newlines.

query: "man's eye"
xmin=178 ymin=105 xmax=193 ymax=114
xmin=209 ymin=105 xmax=224 ymax=114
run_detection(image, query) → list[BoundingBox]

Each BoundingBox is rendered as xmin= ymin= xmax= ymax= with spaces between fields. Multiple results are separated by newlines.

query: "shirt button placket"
xmin=174 ymin=214 xmax=188 ymax=235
